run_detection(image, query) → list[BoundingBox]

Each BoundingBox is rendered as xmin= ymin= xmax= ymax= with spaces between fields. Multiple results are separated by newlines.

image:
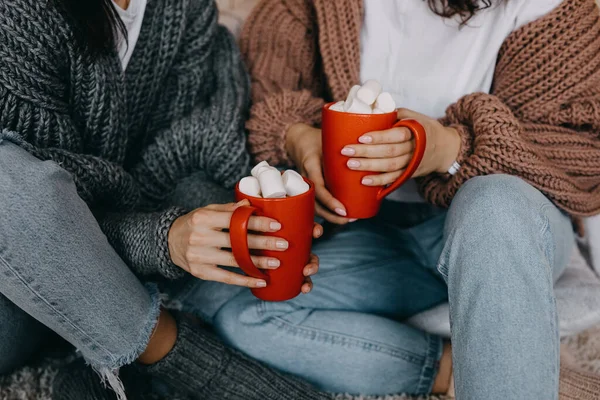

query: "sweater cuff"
xmin=445 ymin=123 xmax=474 ymax=167
xmin=156 ymin=207 xmax=189 ymax=279
xmin=247 ymin=90 xmax=324 ymax=166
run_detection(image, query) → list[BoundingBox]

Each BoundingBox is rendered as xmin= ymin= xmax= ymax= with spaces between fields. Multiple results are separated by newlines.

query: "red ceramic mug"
xmin=321 ymin=103 xmax=427 ymax=219
xmin=230 ymin=178 xmax=315 ymax=302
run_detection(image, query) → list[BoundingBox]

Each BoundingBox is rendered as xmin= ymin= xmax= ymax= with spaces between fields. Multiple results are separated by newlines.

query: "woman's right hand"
xmin=286 ymin=123 xmax=352 ymax=225
xmin=168 ymin=200 xmax=321 ymax=289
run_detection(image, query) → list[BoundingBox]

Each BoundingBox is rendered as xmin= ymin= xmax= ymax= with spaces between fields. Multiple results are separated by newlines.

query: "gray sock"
xmin=139 ymin=314 xmax=332 ymax=400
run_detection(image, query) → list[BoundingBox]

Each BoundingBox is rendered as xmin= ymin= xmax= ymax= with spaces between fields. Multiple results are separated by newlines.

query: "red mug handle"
xmin=230 ymin=205 xmax=270 ymax=282
xmin=376 ymin=119 xmax=427 ymax=201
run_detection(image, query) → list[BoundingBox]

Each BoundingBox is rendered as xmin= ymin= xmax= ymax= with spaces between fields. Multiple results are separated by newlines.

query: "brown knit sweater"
xmin=241 ymin=0 xmax=600 ymax=216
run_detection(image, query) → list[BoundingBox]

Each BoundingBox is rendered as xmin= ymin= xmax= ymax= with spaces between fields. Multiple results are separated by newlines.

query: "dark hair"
xmin=58 ymin=0 xmax=127 ymax=53
xmin=428 ymin=0 xmax=494 ymax=23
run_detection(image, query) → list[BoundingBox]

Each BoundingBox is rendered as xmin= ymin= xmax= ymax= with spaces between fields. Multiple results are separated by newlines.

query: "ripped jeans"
xmin=0 ymin=140 xmax=161 ymax=383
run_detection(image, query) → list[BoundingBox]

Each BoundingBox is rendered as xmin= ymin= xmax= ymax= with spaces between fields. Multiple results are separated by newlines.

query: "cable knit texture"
xmin=242 ymin=0 xmax=600 ymax=216
xmin=0 ymin=0 xmax=250 ymax=278
xmin=137 ymin=314 xmax=331 ymax=400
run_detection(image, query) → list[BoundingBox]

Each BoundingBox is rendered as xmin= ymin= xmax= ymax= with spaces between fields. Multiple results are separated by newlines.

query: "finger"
xmin=247 ymin=215 xmax=283 ymax=232
xmin=358 ymin=127 xmax=412 ymax=145
xmin=346 ymin=153 xmax=412 ymax=173
xmin=188 ymin=231 xmax=288 ymax=253
xmin=361 ymin=170 xmax=403 ymax=187
xmin=316 ymin=202 xmax=350 ymax=225
xmin=247 ymin=233 xmax=288 ymax=251
xmin=313 ymin=223 xmax=323 ymax=238
xmin=341 ymin=142 xmax=414 ymax=159
xmin=188 ymin=248 xmax=280 ymax=270
xmin=303 ymin=254 xmax=319 ymax=276
xmin=194 ymin=265 xmax=268 ymax=288
xmin=301 ymin=277 xmax=313 ymax=294
xmin=302 ymin=156 xmax=326 ymax=185
xmin=204 ymin=200 xmax=250 ymax=212
xmin=197 ymin=210 xmax=281 ymax=232
xmin=303 ymin=158 xmax=348 ymax=217
xmin=315 ymin=184 xmax=348 ymax=217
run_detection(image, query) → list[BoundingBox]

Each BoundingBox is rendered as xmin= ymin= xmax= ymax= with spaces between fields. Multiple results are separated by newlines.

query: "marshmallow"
xmin=257 ymin=167 xmax=286 ymax=198
xmin=372 ymin=108 xmax=385 ymax=114
xmin=329 ymin=101 xmax=345 ymax=112
xmin=346 ymin=85 xmax=361 ymax=103
xmin=239 ymin=176 xmax=262 ymax=197
xmin=343 ymin=96 xmax=372 ymax=114
xmin=356 ymin=79 xmax=382 ymax=105
xmin=251 ymin=160 xmax=270 ymax=178
xmin=374 ymin=92 xmax=396 ymax=113
xmin=282 ymin=170 xmax=310 ymax=196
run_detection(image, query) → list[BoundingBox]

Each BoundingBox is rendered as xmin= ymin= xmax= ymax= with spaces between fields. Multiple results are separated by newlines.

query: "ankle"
xmin=432 ymin=342 xmax=453 ymax=394
xmin=137 ymin=308 xmax=177 ymax=365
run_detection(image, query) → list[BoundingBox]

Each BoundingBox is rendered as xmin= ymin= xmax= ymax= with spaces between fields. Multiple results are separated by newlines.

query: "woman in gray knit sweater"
xmin=0 ymin=0 xmax=324 ymax=399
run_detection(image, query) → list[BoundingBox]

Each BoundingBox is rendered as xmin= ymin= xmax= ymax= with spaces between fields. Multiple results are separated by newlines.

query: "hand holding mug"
xmin=286 ymin=123 xmax=352 ymax=225
xmin=341 ymin=109 xmax=462 ymax=187
xmin=168 ymin=201 xmax=322 ymax=291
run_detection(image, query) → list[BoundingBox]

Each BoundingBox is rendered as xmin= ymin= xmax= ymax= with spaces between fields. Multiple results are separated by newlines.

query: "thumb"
xmin=396 ymin=108 xmax=422 ymax=120
xmin=234 ymin=199 xmax=251 ymax=209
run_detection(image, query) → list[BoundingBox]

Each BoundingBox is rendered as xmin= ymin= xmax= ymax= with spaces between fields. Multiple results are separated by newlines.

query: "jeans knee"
xmin=213 ymin=293 xmax=301 ymax=360
xmin=439 ymin=175 xmax=560 ymax=283
xmin=449 ymin=174 xmax=548 ymax=234
xmin=0 ymin=142 xmax=75 ymax=206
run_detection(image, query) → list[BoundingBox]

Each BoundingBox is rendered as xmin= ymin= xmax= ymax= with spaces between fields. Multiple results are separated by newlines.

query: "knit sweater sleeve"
xmin=94 ymin=208 xmax=188 ymax=280
xmin=240 ymin=0 xmax=325 ymax=165
xmin=419 ymin=0 xmax=600 ymax=217
xmin=130 ymin=2 xmax=250 ymax=205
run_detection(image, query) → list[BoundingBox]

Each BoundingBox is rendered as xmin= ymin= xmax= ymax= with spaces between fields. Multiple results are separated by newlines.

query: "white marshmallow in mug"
xmin=374 ymin=92 xmax=396 ymax=113
xmin=346 ymin=84 xmax=361 ymax=103
xmin=343 ymin=97 xmax=372 ymax=114
xmin=282 ymin=170 xmax=310 ymax=196
xmin=257 ymin=167 xmax=287 ymax=198
xmin=329 ymin=101 xmax=345 ymax=112
xmin=239 ymin=176 xmax=262 ymax=198
xmin=357 ymin=79 xmax=382 ymax=105
xmin=251 ymin=160 xmax=270 ymax=177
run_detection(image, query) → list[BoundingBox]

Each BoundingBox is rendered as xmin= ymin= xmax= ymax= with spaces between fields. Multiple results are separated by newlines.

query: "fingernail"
xmin=341 ymin=147 xmax=355 ymax=156
xmin=334 ymin=208 xmax=347 ymax=216
xmin=362 ymin=178 xmax=374 ymax=185
xmin=256 ymin=281 xmax=267 ymax=288
xmin=359 ymin=135 xmax=372 ymax=143
xmin=268 ymin=259 xmax=280 ymax=267
xmin=270 ymin=222 xmax=282 ymax=231
xmin=347 ymin=160 xmax=360 ymax=168
xmin=316 ymin=227 xmax=323 ymax=237
xmin=349 ymin=218 xmax=358 ymax=222
xmin=276 ymin=240 xmax=289 ymax=249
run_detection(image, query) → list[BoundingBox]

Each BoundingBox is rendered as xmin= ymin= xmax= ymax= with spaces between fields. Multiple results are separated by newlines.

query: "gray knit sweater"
xmin=0 ymin=0 xmax=250 ymax=279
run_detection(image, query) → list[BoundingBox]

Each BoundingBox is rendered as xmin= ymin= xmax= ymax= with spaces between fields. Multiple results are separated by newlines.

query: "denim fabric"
xmin=0 ymin=141 xmax=161 ymax=381
xmin=182 ymin=174 xmax=572 ymax=399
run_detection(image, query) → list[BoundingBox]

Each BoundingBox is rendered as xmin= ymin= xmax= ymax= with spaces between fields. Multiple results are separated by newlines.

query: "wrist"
xmin=436 ymin=126 xmax=461 ymax=174
xmin=167 ymin=215 xmax=185 ymax=267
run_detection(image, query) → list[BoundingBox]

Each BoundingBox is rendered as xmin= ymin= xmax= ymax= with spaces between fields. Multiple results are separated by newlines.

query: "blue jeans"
xmin=0 ymin=141 xmax=162 ymax=380
xmin=183 ymin=174 xmax=573 ymax=399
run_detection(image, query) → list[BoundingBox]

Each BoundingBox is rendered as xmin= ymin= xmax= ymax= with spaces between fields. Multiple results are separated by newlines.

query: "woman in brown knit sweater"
xmin=200 ymin=0 xmax=600 ymax=399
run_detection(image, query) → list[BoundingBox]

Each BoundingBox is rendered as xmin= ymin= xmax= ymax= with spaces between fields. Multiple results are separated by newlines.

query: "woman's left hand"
xmin=340 ymin=108 xmax=462 ymax=187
